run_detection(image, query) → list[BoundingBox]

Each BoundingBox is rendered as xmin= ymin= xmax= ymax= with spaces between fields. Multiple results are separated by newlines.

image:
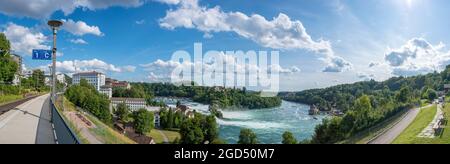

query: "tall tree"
xmin=31 ymin=69 xmax=45 ymax=90
xmin=0 ymin=33 xmax=10 ymax=57
xmin=238 ymin=128 xmax=258 ymax=144
xmin=133 ymin=109 xmax=154 ymax=134
xmin=282 ymin=131 xmax=298 ymax=144
xmin=115 ymin=103 xmax=130 ymax=123
xmin=203 ymin=115 xmax=218 ymax=142
xmin=0 ymin=33 xmax=18 ymax=84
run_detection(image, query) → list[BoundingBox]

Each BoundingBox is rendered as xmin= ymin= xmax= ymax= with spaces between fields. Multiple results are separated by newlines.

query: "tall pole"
xmin=52 ymin=28 xmax=56 ymax=102
xmin=48 ymin=20 xmax=63 ymax=102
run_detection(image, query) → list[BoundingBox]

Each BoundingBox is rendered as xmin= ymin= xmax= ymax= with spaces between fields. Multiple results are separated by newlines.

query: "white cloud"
xmin=357 ymin=72 xmax=375 ymax=81
xmin=157 ymin=0 xmax=351 ymax=72
xmin=135 ymin=20 xmax=146 ymax=25
xmin=122 ymin=65 xmax=137 ymax=72
xmin=140 ymin=53 xmax=298 ymax=82
xmin=62 ymin=19 xmax=103 ymax=36
xmin=0 ymin=0 xmax=145 ymax=19
xmin=384 ymin=37 xmax=450 ymax=76
xmin=70 ymin=38 xmax=88 ymax=44
xmin=322 ymin=56 xmax=352 ymax=72
xmin=369 ymin=62 xmax=379 ymax=68
xmin=2 ymin=23 xmax=49 ymax=55
xmin=38 ymin=58 xmax=135 ymax=74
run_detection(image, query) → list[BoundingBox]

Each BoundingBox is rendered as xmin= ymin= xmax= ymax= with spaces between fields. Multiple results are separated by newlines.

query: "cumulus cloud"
xmin=369 ymin=62 xmax=379 ymax=68
xmin=0 ymin=0 xmax=145 ymax=19
xmin=121 ymin=65 xmax=137 ymax=72
xmin=357 ymin=72 xmax=375 ymax=81
xmin=70 ymin=38 xmax=88 ymax=44
xmin=140 ymin=53 xmax=299 ymax=82
xmin=38 ymin=58 xmax=136 ymax=74
xmin=157 ymin=0 xmax=351 ymax=72
xmin=384 ymin=37 xmax=450 ymax=76
xmin=323 ymin=56 xmax=352 ymax=72
xmin=2 ymin=23 xmax=49 ymax=55
xmin=62 ymin=19 xmax=103 ymax=36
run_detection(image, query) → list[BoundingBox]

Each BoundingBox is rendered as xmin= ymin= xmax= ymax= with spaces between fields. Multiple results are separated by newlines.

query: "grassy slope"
xmin=339 ymin=107 xmax=409 ymax=144
xmin=147 ymin=129 xmax=181 ymax=144
xmin=392 ymin=105 xmax=437 ymax=144
xmin=0 ymin=94 xmax=22 ymax=105
xmin=394 ymin=103 xmax=450 ymax=144
xmin=61 ymin=97 xmax=135 ymax=144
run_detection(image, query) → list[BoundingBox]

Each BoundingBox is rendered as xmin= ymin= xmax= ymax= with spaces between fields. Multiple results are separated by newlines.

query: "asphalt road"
xmin=368 ymin=105 xmax=430 ymax=144
xmin=0 ymin=94 xmax=55 ymax=144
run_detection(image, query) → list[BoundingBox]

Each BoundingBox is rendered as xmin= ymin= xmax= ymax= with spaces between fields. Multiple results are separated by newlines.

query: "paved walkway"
xmin=0 ymin=94 xmax=55 ymax=144
xmin=418 ymin=103 xmax=443 ymax=138
xmin=368 ymin=105 xmax=432 ymax=144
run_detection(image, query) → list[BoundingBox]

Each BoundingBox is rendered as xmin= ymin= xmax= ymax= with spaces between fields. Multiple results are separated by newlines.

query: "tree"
xmin=426 ymin=89 xmax=438 ymax=101
xmin=115 ymin=103 xmax=130 ymax=123
xmin=0 ymin=33 xmax=10 ymax=57
xmin=238 ymin=128 xmax=258 ymax=144
xmin=203 ymin=115 xmax=218 ymax=142
xmin=30 ymin=69 xmax=45 ymax=90
xmin=133 ymin=109 xmax=154 ymax=134
xmin=0 ymin=33 xmax=18 ymax=84
xmin=282 ymin=131 xmax=297 ymax=144
xmin=396 ymin=86 xmax=412 ymax=103
xmin=0 ymin=56 xmax=18 ymax=84
xmin=180 ymin=119 xmax=204 ymax=144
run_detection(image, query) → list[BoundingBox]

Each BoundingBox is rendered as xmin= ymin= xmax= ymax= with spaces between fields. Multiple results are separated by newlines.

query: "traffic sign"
xmin=32 ymin=49 xmax=52 ymax=60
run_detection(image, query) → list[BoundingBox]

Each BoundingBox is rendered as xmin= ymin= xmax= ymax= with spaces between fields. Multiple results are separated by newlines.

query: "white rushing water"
xmin=156 ymin=97 xmax=326 ymax=144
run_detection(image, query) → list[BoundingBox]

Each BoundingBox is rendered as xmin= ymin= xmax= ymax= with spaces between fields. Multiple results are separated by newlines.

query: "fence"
xmin=50 ymin=98 xmax=80 ymax=144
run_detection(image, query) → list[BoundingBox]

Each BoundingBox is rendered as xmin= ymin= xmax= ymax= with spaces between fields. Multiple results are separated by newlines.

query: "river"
xmin=155 ymin=97 xmax=326 ymax=144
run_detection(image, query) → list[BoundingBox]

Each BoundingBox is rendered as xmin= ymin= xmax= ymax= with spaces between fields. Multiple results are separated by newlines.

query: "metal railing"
xmin=50 ymin=98 xmax=80 ymax=144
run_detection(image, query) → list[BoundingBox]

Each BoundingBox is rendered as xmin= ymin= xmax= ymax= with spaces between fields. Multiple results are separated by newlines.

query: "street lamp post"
xmin=48 ymin=20 xmax=63 ymax=102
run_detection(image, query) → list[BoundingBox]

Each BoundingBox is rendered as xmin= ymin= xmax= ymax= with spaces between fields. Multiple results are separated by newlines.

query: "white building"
xmin=72 ymin=71 xmax=106 ymax=91
xmin=100 ymin=85 xmax=112 ymax=99
xmin=111 ymin=97 xmax=147 ymax=111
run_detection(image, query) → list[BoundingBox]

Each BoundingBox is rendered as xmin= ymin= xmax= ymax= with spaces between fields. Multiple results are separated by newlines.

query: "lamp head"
xmin=48 ymin=20 xmax=63 ymax=28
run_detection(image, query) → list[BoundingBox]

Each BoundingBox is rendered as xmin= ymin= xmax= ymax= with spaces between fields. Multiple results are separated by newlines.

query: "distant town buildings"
xmin=111 ymin=97 xmax=161 ymax=127
xmin=111 ymin=97 xmax=147 ymax=111
xmin=106 ymin=78 xmax=131 ymax=89
xmin=174 ymin=104 xmax=195 ymax=118
xmin=100 ymin=85 xmax=113 ymax=99
xmin=10 ymin=54 xmax=22 ymax=85
xmin=444 ymin=84 xmax=450 ymax=94
xmin=72 ymin=71 xmax=112 ymax=98
xmin=309 ymin=105 xmax=319 ymax=115
xmin=73 ymin=71 xmax=106 ymax=91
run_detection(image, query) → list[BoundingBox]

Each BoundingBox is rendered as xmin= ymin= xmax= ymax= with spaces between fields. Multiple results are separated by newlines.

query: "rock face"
xmin=309 ymin=105 xmax=319 ymax=115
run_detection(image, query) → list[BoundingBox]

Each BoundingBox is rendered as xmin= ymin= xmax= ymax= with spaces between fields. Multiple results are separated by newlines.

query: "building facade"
xmin=10 ymin=54 xmax=22 ymax=85
xmin=111 ymin=97 xmax=146 ymax=111
xmin=72 ymin=71 xmax=106 ymax=91
xmin=100 ymin=85 xmax=112 ymax=98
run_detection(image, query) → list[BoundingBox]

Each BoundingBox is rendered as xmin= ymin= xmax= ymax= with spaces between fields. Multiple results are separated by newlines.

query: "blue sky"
xmin=1 ymin=0 xmax=450 ymax=91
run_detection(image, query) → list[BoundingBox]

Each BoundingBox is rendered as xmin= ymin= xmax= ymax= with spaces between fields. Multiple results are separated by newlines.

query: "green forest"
xmin=132 ymin=83 xmax=282 ymax=109
xmin=280 ymin=66 xmax=450 ymax=143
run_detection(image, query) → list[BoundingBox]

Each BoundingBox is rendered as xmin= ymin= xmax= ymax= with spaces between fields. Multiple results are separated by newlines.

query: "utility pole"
xmin=48 ymin=20 xmax=63 ymax=102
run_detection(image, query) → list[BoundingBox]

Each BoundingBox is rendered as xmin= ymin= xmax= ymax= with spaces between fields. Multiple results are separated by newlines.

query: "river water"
xmin=156 ymin=97 xmax=325 ymax=144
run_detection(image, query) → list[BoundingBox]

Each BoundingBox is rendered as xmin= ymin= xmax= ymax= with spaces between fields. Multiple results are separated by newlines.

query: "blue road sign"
xmin=32 ymin=49 xmax=52 ymax=60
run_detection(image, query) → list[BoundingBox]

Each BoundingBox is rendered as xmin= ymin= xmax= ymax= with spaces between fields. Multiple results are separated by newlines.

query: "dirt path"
xmin=156 ymin=129 xmax=169 ymax=143
xmin=66 ymin=111 xmax=102 ymax=144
